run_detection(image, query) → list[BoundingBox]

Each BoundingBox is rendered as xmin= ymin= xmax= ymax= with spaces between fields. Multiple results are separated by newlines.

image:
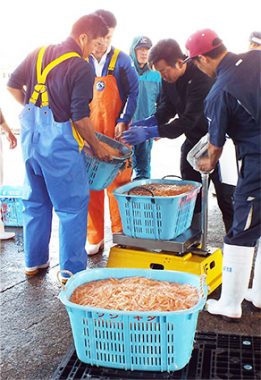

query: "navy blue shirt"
xmin=8 ymin=37 xmax=95 ymax=122
xmin=205 ymin=51 xmax=261 ymax=159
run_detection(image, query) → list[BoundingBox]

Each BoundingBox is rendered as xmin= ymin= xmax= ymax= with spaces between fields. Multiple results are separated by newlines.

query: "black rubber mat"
xmin=52 ymin=332 xmax=261 ymax=380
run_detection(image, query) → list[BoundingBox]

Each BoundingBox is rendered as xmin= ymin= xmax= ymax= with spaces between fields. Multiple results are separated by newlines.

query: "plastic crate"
xmin=113 ymin=179 xmax=201 ymax=240
xmin=52 ymin=332 xmax=261 ymax=379
xmin=59 ymin=268 xmax=207 ymax=372
xmin=83 ymin=133 xmax=132 ymax=191
xmin=0 ymin=185 xmax=23 ymax=227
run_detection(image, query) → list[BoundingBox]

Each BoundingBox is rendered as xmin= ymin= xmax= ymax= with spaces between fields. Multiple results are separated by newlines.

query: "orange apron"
xmin=88 ymin=49 xmax=132 ymax=243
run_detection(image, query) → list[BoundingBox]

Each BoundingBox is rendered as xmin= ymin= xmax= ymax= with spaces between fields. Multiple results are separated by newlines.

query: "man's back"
xmin=205 ymin=51 xmax=261 ymax=158
xmin=8 ymin=38 xmax=94 ymax=122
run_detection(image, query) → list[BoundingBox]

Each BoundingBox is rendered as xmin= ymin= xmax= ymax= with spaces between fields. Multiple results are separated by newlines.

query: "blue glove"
xmin=122 ymin=126 xmax=159 ymax=145
xmin=131 ymin=115 xmax=158 ymax=127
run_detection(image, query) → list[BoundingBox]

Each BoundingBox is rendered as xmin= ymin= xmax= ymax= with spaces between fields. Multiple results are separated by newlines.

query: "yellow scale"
xmin=107 ymin=173 xmax=223 ymax=295
xmin=107 ymin=241 xmax=222 ymax=294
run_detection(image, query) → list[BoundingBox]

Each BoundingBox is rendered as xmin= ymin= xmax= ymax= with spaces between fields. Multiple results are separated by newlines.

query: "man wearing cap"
xmin=129 ymin=36 xmax=161 ymax=180
xmin=249 ymin=31 xmax=261 ymax=50
xmin=185 ymin=29 xmax=261 ymax=319
xmin=123 ymin=38 xmax=234 ymax=232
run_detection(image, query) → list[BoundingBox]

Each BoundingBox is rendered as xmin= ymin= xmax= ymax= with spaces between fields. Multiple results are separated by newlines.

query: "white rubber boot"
xmin=206 ymin=243 xmax=254 ymax=320
xmin=0 ymin=216 xmax=15 ymax=240
xmin=86 ymin=239 xmax=104 ymax=256
xmin=245 ymin=238 xmax=261 ymax=309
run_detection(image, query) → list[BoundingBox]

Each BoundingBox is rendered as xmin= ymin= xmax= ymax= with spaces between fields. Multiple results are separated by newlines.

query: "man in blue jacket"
xmin=129 ymin=36 xmax=161 ymax=180
xmin=86 ymin=10 xmax=139 ymax=256
xmin=185 ymin=29 xmax=261 ymax=319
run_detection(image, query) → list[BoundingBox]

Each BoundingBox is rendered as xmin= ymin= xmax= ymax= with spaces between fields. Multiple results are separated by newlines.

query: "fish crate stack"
xmin=0 ymin=185 xmax=23 ymax=226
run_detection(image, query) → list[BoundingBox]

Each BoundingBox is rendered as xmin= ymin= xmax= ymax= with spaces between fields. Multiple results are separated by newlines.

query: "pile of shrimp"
xmin=127 ymin=183 xmax=195 ymax=197
xmin=70 ymin=277 xmax=199 ymax=312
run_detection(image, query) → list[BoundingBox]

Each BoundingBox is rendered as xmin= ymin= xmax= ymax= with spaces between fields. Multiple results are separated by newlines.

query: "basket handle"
xmin=127 ymin=186 xmax=155 ymax=196
xmin=57 ymin=270 xmax=74 ymax=289
xmin=161 ymin=175 xmax=182 ymax=180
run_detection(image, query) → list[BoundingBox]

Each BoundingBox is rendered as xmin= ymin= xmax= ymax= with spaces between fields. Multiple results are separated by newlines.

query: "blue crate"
xmin=59 ymin=268 xmax=207 ymax=372
xmin=113 ymin=179 xmax=201 ymax=240
xmin=83 ymin=133 xmax=132 ymax=191
xmin=0 ymin=185 xmax=23 ymax=227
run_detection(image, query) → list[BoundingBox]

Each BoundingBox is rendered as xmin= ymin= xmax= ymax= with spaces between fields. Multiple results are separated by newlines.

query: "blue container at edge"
xmin=0 ymin=185 xmax=23 ymax=226
xmin=113 ymin=178 xmax=201 ymax=240
xmin=59 ymin=268 xmax=207 ymax=372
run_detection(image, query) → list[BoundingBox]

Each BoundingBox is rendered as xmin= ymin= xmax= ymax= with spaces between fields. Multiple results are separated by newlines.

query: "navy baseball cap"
xmin=135 ymin=36 xmax=152 ymax=49
xmin=249 ymin=31 xmax=261 ymax=45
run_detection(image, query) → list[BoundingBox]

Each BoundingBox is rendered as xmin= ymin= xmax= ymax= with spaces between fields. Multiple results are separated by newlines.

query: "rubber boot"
xmin=0 ymin=214 xmax=15 ymax=240
xmin=86 ymin=239 xmax=104 ymax=256
xmin=206 ymin=243 xmax=254 ymax=320
xmin=245 ymin=238 xmax=261 ymax=309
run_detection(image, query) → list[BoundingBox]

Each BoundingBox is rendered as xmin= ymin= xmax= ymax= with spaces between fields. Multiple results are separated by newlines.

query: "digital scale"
xmin=107 ymin=137 xmax=223 ymax=294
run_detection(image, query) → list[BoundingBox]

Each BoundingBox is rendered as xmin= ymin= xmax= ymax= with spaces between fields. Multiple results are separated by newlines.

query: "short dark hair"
xmin=149 ymin=39 xmax=185 ymax=67
xmin=71 ymin=14 xmax=108 ymax=39
xmin=202 ymin=39 xmax=226 ymax=58
xmin=94 ymin=9 xmax=117 ymax=28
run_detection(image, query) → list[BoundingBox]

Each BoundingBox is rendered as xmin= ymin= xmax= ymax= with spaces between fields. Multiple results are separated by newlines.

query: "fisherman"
xmin=185 ymin=28 xmax=261 ymax=318
xmin=86 ymin=10 xmax=139 ymax=256
xmin=123 ymin=38 xmax=234 ymax=232
xmin=129 ymin=35 xmax=161 ymax=180
xmin=7 ymin=14 xmax=112 ymax=278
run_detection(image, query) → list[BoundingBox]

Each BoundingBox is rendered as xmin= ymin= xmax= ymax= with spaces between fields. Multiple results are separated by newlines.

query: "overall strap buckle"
xmin=29 ymin=47 xmax=81 ymax=106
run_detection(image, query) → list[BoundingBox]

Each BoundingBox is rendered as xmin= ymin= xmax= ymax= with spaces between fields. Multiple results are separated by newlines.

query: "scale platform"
xmin=107 ymin=230 xmax=222 ymax=294
xmin=112 ymin=228 xmax=202 ymax=254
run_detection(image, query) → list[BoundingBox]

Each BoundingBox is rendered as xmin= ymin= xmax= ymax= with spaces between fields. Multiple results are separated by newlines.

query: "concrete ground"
xmin=1 ymin=136 xmax=260 ymax=380
xmin=1 ymin=193 xmax=260 ymax=380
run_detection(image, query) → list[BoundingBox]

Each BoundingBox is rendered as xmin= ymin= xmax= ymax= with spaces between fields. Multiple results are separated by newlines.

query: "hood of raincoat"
xmin=130 ymin=36 xmax=152 ymax=76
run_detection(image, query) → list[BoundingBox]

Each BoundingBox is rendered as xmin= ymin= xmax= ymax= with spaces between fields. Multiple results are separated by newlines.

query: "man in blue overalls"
xmin=7 ymin=14 xmax=112 ymax=279
xmin=185 ymin=29 xmax=261 ymax=319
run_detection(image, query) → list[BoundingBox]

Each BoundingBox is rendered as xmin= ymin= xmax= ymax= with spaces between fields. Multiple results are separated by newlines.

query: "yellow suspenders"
xmin=107 ymin=48 xmax=120 ymax=74
xmin=29 ymin=46 xmax=85 ymax=151
xmin=29 ymin=46 xmax=81 ymax=106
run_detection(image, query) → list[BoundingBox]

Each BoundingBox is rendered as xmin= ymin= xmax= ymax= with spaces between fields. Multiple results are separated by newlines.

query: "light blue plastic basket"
xmin=0 ymin=185 xmax=23 ymax=226
xmin=59 ymin=268 xmax=207 ymax=372
xmin=83 ymin=133 xmax=132 ymax=191
xmin=113 ymin=179 xmax=201 ymax=240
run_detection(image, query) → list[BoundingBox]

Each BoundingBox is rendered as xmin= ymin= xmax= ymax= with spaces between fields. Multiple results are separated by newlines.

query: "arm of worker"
xmin=196 ymin=143 xmax=223 ymax=173
xmin=157 ymin=72 xmax=214 ymax=139
xmin=0 ymin=109 xmax=17 ymax=149
xmin=122 ymin=125 xmax=159 ymax=145
xmin=130 ymin=81 xmax=177 ymax=128
xmin=114 ymin=53 xmax=139 ymax=139
xmin=7 ymin=50 xmax=36 ymax=106
xmin=154 ymin=80 xmax=178 ymax=125
xmin=73 ymin=117 xmax=112 ymax=161
xmin=199 ymin=91 xmax=235 ymax=173
xmin=7 ymin=86 xmax=25 ymax=106
xmin=123 ymin=80 xmax=178 ymax=144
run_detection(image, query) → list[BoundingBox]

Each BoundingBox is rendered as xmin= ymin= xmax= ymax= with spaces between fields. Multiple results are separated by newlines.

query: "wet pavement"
xmin=1 ymin=196 xmax=260 ymax=380
xmin=1 ymin=135 xmax=260 ymax=379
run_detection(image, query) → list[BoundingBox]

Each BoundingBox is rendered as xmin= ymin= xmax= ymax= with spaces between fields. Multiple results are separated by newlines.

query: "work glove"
xmin=130 ymin=115 xmax=158 ymax=128
xmin=122 ymin=125 xmax=159 ymax=145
